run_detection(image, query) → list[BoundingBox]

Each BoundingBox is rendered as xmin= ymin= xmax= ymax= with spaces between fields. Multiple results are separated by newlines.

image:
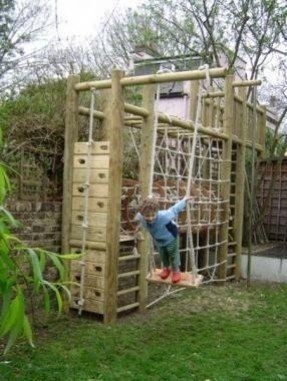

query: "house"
xmin=129 ymin=46 xmax=247 ymax=120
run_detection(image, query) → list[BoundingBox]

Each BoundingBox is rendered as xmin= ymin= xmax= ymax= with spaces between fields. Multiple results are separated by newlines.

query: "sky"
xmin=54 ymin=0 xmax=144 ymax=41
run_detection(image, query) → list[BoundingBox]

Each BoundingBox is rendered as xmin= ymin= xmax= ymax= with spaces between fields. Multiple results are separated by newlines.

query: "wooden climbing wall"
xmin=69 ymin=141 xmax=110 ymax=314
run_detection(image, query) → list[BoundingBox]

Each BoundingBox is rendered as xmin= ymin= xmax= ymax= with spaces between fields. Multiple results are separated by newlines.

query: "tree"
xmin=0 ymin=0 xmax=52 ymax=95
xmin=85 ymin=0 xmax=286 ymax=98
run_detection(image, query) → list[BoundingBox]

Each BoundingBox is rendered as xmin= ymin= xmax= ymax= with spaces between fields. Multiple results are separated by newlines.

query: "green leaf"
xmin=42 ymin=285 xmax=51 ymax=315
xmin=58 ymin=284 xmax=72 ymax=303
xmin=0 ymin=289 xmax=24 ymax=338
xmin=0 ymin=206 xmax=19 ymax=228
xmin=3 ymin=324 xmax=22 ymax=355
xmin=42 ymin=281 xmax=62 ymax=314
xmin=26 ymin=248 xmax=43 ymax=285
xmin=39 ymin=250 xmax=47 ymax=272
xmin=23 ymin=315 xmax=35 ymax=348
xmin=57 ymin=253 xmax=83 ymax=260
xmin=46 ymin=252 xmax=65 ymax=280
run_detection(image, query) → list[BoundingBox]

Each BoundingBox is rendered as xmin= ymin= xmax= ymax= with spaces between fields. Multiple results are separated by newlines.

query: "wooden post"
xmin=138 ymin=84 xmax=156 ymax=311
xmin=233 ymin=88 xmax=247 ymax=279
xmin=62 ymin=75 xmax=80 ymax=254
xmin=259 ymin=106 xmax=266 ymax=155
xmin=104 ymin=69 xmax=125 ymax=324
xmin=218 ymin=75 xmax=234 ymax=280
xmin=189 ymin=80 xmax=199 ymax=121
xmin=99 ymin=89 xmax=111 ymax=140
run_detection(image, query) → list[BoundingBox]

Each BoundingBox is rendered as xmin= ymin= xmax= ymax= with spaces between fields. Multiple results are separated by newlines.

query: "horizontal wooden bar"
xmin=124 ymin=103 xmax=149 ymax=117
xmin=78 ymin=106 xmax=105 ymax=120
xmin=79 ymin=103 xmax=148 ymax=119
xmin=202 ymin=91 xmax=224 ymax=98
xmin=118 ymin=254 xmax=141 ymax=262
xmin=75 ymin=67 xmax=228 ymax=91
xmin=157 ymin=113 xmax=229 ymax=140
xmin=232 ymin=79 xmax=262 ymax=87
xmin=69 ymin=239 xmax=106 ymax=251
xmin=245 ymin=141 xmax=264 ymax=152
xmin=120 ymin=235 xmax=136 ymax=242
xmin=117 ymin=302 xmax=140 ymax=313
xmin=118 ymin=270 xmax=140 ymax=279
xmin=117 ymin=286 xmax=140 ymax=296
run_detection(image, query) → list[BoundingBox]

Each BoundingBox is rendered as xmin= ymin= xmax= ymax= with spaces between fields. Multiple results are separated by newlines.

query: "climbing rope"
xmin=78 ymin=87 xmax=96 ymax=315
xmin=186 ymin=64 xmax=211 ymax=278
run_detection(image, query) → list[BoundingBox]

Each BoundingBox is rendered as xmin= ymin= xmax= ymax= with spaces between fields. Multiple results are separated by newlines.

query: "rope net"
xmin=151 ymin=127 xmax=228 ymax=284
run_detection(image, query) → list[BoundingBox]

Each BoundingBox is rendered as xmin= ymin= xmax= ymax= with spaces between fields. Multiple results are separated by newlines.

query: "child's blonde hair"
xmin=139 ymin=196 xmax=159 ymax=216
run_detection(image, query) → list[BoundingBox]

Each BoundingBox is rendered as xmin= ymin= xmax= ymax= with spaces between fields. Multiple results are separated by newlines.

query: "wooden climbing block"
xmin=72 ymin=196 xmax=108 ymax=213
xmin=74 ymin=141 xmax=109 ymax=155
xmin=73 ymin=168 xmax=109 ymax=184
xmin=147 ymin=268 xmax=203 ymax=288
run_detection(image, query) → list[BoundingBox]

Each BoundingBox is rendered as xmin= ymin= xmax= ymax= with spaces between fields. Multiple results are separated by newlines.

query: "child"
xmin=135 ymin=195 xmax=190 ymax=284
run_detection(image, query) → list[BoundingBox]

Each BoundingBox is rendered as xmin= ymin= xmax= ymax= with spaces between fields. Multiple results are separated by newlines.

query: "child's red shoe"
xmin=172 ymin=271 xmax=181 ymax=284
xmin=159 ymin=268 xmax=171 ymax=279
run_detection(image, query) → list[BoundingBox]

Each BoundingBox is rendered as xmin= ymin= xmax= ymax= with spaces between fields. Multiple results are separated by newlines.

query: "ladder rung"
xmin=117 ymin=286 xmax=140 ymax=296
xmin=226 ymin=274 xmax=236 ymax=280
xmin=118 ymin=270 xmax=140 ymax=279
xmin=119 ymin=254 xmax=141 ymax=262
xmin=227 ymin=264 xmax=236 ymax=269
xmin=228 ymin=241 xmax=237 ymax=246
xmin=120 ymin=235 xmax=136 ymax=242
xmin=228 ymin=252 xmax=237 ymax=257
xmin=117 ymin=302 xmax=139 ymax=313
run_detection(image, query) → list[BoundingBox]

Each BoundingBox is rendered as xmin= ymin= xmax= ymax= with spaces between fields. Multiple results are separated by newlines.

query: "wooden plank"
xmin=62 ymin=75 xmax=80 ymax=254
xmin=72 ymin=196 xmax=108 ymax=213
xmin=70 ymin=285 xmax=105 ymax=301
xmin=73 ymin=155 xmax=110 ymax=169
xmin=74 ymin=141 xmax=109 ymax=154
xmin=70 ymin=247 xmax=106 ymax=263
xmin=73 ymin=169 xmax=109 ymax=184
xmin=104 ymin=69 xmax=125 ymax=324
xmin=71 ymin=211 xmax=107 ymax=228
xmin=71 ymin=298 xmax=104 ymax=314
xmin=70 ymin=224 xmax=106 ymax=242
xmin=71 ymin=260 xmax=106 ymax=277
xmin=72 ymin=183 xmax=109 ymax=197
xmin=70 ymin=272 xmax=105 ymax=289
xmin=117 ymin=286 xmax=140 ymax=296
xmin=70 ymin=239 xmax=106 ymax=251
xmin=118 ymin=270 xmax=140 ymax=278
xmin=147 ymin=269 xmax=203 ymax=288
xmin=117 ymin=302 xmax=140 ymax=313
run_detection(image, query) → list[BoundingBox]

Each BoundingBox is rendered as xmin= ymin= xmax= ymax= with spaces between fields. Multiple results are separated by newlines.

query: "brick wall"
xmin=6 ymin=200 xmax=62 ymax=253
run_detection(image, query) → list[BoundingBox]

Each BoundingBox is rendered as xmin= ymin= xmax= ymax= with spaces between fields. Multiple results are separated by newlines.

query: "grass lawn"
xmin=1 ymin=281 xmax=287 ymax=381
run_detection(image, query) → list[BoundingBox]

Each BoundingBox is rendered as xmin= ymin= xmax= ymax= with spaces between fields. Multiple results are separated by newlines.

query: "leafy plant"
xmin=0 ymin=144 xmax=79 ymax=354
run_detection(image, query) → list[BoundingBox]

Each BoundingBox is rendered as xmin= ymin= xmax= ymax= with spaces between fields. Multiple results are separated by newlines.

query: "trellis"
xmin=62 ymin=68 xmax=266 ymax=323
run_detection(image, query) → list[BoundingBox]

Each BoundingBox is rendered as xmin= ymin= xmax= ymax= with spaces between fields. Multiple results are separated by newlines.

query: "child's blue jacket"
xmin=135 ymin=198 xmax=187 ymax=247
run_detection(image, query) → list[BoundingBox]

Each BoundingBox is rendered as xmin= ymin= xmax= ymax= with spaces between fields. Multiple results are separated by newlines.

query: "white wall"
xmin=241 ymin=254 xmax=287 ymax=283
